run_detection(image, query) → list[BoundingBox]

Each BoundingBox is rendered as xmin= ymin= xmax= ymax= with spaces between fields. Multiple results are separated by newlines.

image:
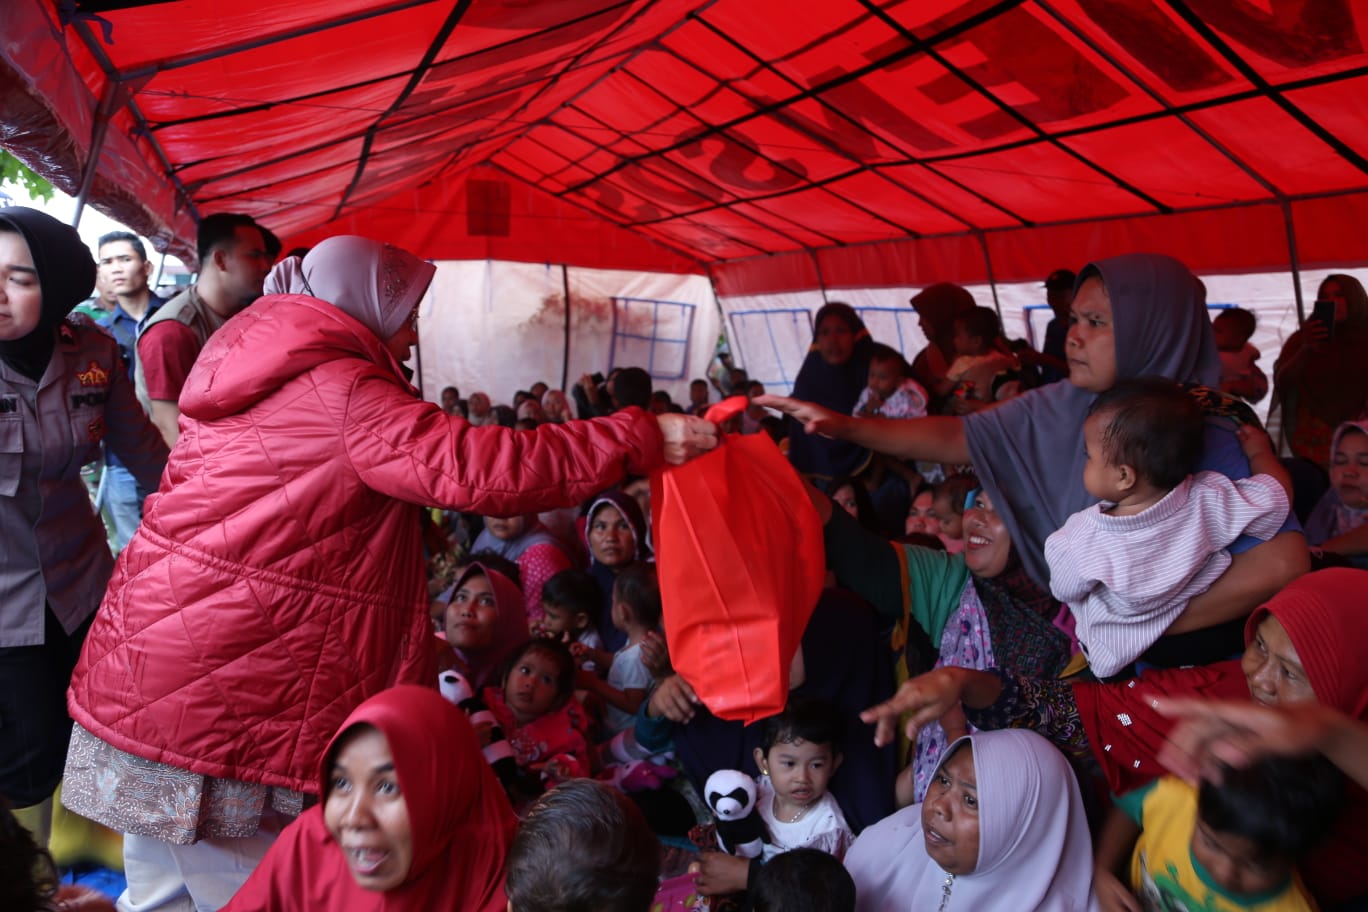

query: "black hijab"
xmin=0 ymin=207 xmax=97 ymax=380
xmin=787 ymin=302 xmax=875 ymax=483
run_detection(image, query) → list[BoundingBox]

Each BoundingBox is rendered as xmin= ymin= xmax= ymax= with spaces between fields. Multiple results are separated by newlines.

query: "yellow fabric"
xmin=1129 ymin=778 xmax=1315 ymax=912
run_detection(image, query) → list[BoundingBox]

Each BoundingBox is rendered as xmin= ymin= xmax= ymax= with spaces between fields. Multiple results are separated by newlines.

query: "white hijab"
xmin=845 ymin=729 xmax=1099 ymax=912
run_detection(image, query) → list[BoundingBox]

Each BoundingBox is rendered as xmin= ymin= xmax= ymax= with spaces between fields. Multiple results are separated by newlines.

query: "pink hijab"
xmin=265 ymin=236 xmax=435 ymax=340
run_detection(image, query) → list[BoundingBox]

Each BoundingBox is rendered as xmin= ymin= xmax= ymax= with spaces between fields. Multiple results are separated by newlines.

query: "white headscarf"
xmin=265 ymin=236 xmax=435 ymax=340
xmin=845 ymin=729 xmax=1099 ymax=912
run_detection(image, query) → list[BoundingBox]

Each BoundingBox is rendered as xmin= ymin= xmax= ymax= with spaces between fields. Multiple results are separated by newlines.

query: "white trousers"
xmin=117 ymin=812 xmax=285 ymax=912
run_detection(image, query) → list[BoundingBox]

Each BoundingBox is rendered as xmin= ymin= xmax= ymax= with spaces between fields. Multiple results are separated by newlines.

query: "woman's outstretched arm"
xmin=757 ymin=395 xmax=969 ymax=464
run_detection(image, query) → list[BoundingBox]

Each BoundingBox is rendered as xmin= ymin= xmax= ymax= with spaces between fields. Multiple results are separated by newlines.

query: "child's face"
xmin=952 ymin=322 xmax=983 ymax=357
xmin=504 ymin=649 xmax=565 ymax=725
xmin=905 ymin=490 xmax=941 ymax=536
xmin=690 ymin=382 xmax=708 ymax=406
xmin=831 ymin=484 xmax=859 ymax=519
xmin=1190 ymin=821 xmax=1291 ymax=897
xmin=1082 ymin=413 xmax=1128 ymax=503
xmin=540 ymin=601 xmax=581 ymax=637
xmin=1331 ymin=428 xmax=1368 ymax=509
xmin=1210 ymin=317 xmax=1245 ymax=353
xmin=932 ymin=492 xmax=963 ymax=539
xmin=444 ymin=573 xmax=499 ymax=651
xmin=867 ymin=359 xmax=901 ymax=399
xmin=484 ymin=515 xmax=526 ymax=540
xmin=754 ymin=737 xmax=840 ymax=813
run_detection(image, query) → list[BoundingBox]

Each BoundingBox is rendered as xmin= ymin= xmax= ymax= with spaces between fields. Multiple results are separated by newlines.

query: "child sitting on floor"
xmin=1095 ymin=754 xmax=1342 ymax=912
xmin=483 ymin=638 xmax=591 ymax=794
xmin=505 ymin=779 xmax=661 ymax=912
xmin=571 ymin=562 xmax=660 ymax=737
xmin=942 ymin=307 xmax=1017 ymax=406
xmin=539 ymin=568 xmax=605 ymax=660
xmin=750 ymin=848 xmax=856 ymax=912
xmin=853 ymin=343 xmax=928 ymax=420
xmin=1044 ymin=378 xmax=1291 ymax=677
xmin=690 ymin=697 xmax=854 ymax=899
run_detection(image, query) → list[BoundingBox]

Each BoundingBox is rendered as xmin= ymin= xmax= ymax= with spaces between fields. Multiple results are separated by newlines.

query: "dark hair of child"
xmin=747 ymin=380 xmax=766 ymax=397
xmin=760 ymin=415 xmax=785 ymax=444
xmin=1213 ymin=306 xmax=1257 ymax=343
xmin=954 ymin=306 xmax=1002 ymax=347
xmin=505 ymin=638 xmax=576 ymax=702
xmin=1086 ymin=377 xmax=1204 ymax=491
xmin=760 ymin=696 xmax=844 ymax=755
xmin=505 ymin=779 xmax=660 ymax=912
xmin=937 ymin=473 xmax=980 ymax=517
xmin=611 ymin=562 xmax=662 ymax=630
xmin=541 ymin=568 xmax=600 ymax=618
xmin=827 ymin=474 xmax=878 ymax=532
xmin=467 ymin=550 xmax=523 ymax=589
xmin=750 ymin=847 xmax=857 ymax=912
xmin=1197 ymin=753 xmax=1344 ymax=863
xmin=650 ymin=389 xmax=673 ymax=408
xmin=613 ymin=367 xmax=653 ymax=410
xmin=867 ymin=342 xmax=908 ymax=376
xmin=514 ymin=390 xmax=533 ymax=407
xmin=0 ymin=800 xmax=60 ymax=912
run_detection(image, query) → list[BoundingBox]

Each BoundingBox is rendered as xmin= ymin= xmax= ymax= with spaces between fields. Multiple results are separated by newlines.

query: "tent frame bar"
xmin=71 ymin=79 xmax=120 ymax=228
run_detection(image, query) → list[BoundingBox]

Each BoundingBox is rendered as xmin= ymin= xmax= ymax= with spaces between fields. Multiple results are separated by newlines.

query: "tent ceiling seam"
xmin=331 ymin=0 xmax=475 ymax=222
xmin=561 ymin=0 xmax=1020 ymax=194
xmin=1162 ymin=0 xmax=1368 ymax=176
xmin=110 ymin=0 xmax=436 ymax=82
xmin=1032 ymin=0 xmax=1285 ymax=203
xmin=857 ymin=0 xmax=1171 ymax=216
xmin=70 ymin=19 xmax=201 ymax=227
xmin=683 ymin=18 xmax=982 ymax=234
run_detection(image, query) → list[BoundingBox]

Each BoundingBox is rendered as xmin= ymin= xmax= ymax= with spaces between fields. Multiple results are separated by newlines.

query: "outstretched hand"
xmin=753 ymin=394 xmax=850 ymax=439
xmin=656 ymin=412 xmax=719 ymax=465
xmin=1153 ymin=697 xmax=1340 ymax=784
xmin=859 ymin=667 xmax=971 ymax=748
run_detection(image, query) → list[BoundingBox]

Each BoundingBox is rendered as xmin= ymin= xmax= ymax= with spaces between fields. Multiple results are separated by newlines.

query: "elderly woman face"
xmin=588 ymin=504 xmax=635 ymax=568
xmin=325 ymin=725 xmax=414 ymax=892
xmin=0 ymin=229 xmax=42 ymax=341
xmin=815 ymin=313 xmax=856 ymax=366
xmin=1331 ymin=428 xmax=1368 ymax=509
xmin=1241 ymin=615 xmax=1316 ymax=708
xmin=922 ymin=742 xmax=979 ymax=875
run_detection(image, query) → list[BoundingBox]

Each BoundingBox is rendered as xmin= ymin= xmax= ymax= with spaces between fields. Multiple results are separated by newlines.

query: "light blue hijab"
xmin=963 ymin=253 xmax=1220 ymax=587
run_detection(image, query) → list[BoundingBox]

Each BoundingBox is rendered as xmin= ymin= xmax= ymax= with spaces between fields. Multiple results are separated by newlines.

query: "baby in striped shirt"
xmin=1044 ymin=377 xmax=1290 ymax=678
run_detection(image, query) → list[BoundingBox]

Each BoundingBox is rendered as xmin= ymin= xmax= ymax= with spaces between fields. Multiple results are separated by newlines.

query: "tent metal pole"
xmin=560 ymin=264 xmax=572 ymax=391
xmin=71 ymin=80 xmax=120 ymax=228
xmin=975 ymin=231 xmax=1002 ymax=314
xmin=1280 ymin=200 xmax=1306 ymax=323
xmin=811 ymin=250 xmax=830 ymax=303
xmin=151 ymin=250 xmax=168 ymax=291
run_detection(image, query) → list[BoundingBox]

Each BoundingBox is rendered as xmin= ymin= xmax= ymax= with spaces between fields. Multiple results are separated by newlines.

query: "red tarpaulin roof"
xmin=3 ymin=0 xmax=1366 ymax=295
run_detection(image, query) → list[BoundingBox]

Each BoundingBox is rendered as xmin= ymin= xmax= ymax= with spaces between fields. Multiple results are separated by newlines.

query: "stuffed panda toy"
xmin=704 ymin=769 xmax=769 ymax=859
xmin=438 ymin=669 xmax=518 ymax=789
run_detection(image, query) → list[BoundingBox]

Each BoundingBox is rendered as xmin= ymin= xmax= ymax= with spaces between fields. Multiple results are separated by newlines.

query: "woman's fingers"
xmin=860 ymin=670 xmax=964 ymax=747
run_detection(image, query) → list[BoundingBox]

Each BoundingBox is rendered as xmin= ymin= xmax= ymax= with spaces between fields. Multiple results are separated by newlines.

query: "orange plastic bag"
xmin=650 ymin=397 xmax=825 ymax=722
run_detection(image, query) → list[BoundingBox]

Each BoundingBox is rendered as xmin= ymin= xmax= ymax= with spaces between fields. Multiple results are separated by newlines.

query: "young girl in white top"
xmin=1044 ymin=378 xmax=1290 ymax=677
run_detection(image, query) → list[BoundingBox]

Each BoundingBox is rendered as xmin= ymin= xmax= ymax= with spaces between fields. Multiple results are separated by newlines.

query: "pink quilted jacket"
xmin=67 ymin=294 xmax=662 ymax=793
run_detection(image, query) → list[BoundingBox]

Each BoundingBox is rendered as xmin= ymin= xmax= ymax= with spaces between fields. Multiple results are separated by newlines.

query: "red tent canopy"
xmin=3 ymin=0 xmax=1366 ymax=297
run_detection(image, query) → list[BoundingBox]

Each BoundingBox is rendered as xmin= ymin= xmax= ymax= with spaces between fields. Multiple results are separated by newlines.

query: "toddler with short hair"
xmin=539 ymin=568 xmax=604 ymax=659
xmin=853 ymin=343 xmax=928 ymax=419
xmin=1096 ymin=754 xmax=1343 ymax=911
xmin=571 ymin=562 xmax=660 ymax=736
xmin=1044 ymin=377 xmax=1290 ymax=677
xmin=483 ymin=638 xmax=591 ymax=790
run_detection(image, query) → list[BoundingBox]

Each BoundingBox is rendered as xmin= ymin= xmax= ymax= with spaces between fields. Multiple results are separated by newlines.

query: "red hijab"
xmin=225 ymin=685 xmax=516 ymax=912
xmin=1075 ymin=568 xmax=1368 ymax=906
xmin=449 ymin=561 xmax=532 ymax=690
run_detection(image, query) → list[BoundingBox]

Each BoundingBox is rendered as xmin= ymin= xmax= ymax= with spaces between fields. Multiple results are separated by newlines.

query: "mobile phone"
xmin=1312 ymin=299 xmax=1336 ymax=338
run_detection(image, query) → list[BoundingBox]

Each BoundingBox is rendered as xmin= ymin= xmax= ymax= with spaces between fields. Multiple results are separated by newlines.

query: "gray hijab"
xmin=963 ymin=253 xmax=1220 ymax=587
